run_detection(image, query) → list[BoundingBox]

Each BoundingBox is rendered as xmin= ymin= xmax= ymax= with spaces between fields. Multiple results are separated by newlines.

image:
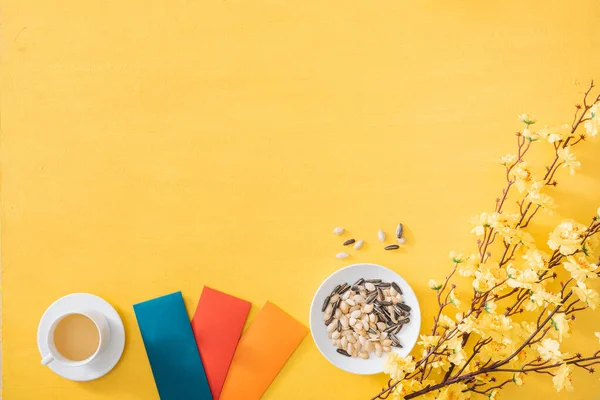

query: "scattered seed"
xmin=397 ymin=237 xmax=407 ymax=245
xmin=333 ymin=227 xmax=345 ymax=235
xmin=353 ymin=240 xmax=364 ymax=250
xmin=396 ymin=223 xmax=404 ymax=239
xmin=321 ymin=295 xmax=331 ymax=312
xmin=392 ymin=282 xmax=403 ymax=294
xmin=336 ymin=348 xmax=351 ymax=357
xmin=336 ymin=252 xmax=350 ymax=259
xmin=377 ymin=229 xmax=386 ymax=241
xmin=343 ymin=238 xmax=356 ymax=246
xmin=384 ymin=244 xmax=400 ymax=250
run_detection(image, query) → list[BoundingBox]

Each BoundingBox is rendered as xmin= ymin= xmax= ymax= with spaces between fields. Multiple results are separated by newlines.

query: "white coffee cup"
xmin=40 ymin=310 xmax=111 ymax=367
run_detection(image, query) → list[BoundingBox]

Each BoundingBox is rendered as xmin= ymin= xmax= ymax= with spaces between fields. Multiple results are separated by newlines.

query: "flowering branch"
xmin=373 ymin=81 xmax=600 ymax=400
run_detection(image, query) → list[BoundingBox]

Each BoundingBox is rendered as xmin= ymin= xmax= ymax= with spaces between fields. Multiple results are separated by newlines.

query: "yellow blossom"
xmin=457 ymin=315 xmax=476 ymax=333
xmin=563 ymin=254 xmax=598 ymax=282
xmin=509 ymin=161 xmax=534 ymax=192
xmin=557 ymin=147 xmax=581 ymax=175
xmin=383 ymin=354 xmax=415 ymax=381
xmin=513 ymin=372 xmax=524 ymax=386
xmin=438 ymin=383 xmax=471 ymax=400
xmin=484 ymin=300 xmax=497 ymax=314
xmin=471 ymin=212 xmax=491 ymax=236
xmin=525 ymin=182 xmax=556 ymax=214
xmin=524 ymin=289 xmax=561 ymax=312
xmin=450 ymin=251 xmax=464 ymax=264
xmin=418 ymin=335 xmax=440 ymax=349
xmin=522 ymin=127 xmax=539 ymax=141
xmin=552 ymin=363 xmax=574 ymax=392
xmin=506 ymin=266 xmax=539 ymax=289
xmin=537 ymin=338 xmax=565 ymax=363
xmin=438 ymin=314 xmax=456 ymax=330
xmin=518 ymin=113 xmax=537 ymax=125
xmin=499 ymin=153 xmax=517 ymax=166
xmin=392 ymin=379 xmax=431 ymax=400
xmin=429 ymin=279 xmax=442 ymax=290
xmin=523 ymin=248 xmax=550 ymax=272
xmin=473 ymin=262 xmax=507 ymax=293
xmin=448 ymin=289 xmax=461 ymax=308
xmin=537 ymin=124 xmax=569 ymax=143
xmin=448 ymin=347 xmax=467 ymax=366
xmin=550 ymin=312 xmax=571 ymax=341
xmin=457 ymin=254 xmax=479 ymax=277
xmin=583 ymin=104 xmax=598 ymax=137
xmin=547 ymin=220 xmax=587 ymax=256
xmin=572 ymin=281 xmax=600 ymax=309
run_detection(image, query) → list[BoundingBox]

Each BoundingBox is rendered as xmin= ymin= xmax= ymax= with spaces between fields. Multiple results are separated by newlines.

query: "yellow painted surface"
xmin=2 ymin=1 xmax=600 ymax=398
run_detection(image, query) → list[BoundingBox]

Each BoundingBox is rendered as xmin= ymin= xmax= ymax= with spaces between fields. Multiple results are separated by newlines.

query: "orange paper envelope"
xmin=219 ymin=302 xmax=307 ymax=400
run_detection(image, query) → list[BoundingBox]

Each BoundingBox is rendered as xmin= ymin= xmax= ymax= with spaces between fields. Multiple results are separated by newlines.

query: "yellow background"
xmin=2 ymin=0 xmax=600 ymax=399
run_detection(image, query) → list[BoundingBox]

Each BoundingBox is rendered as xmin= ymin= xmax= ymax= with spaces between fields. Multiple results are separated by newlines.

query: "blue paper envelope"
xmin=134 ymin=292 xmax=212 ymax=400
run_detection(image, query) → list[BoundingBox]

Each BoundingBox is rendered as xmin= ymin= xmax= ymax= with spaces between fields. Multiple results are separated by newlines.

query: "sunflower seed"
xmin=368 ymin=327 xmax=378 ymax=335
xmin=338 ymin=285 xmax=351 ymax=296
xmin=396 ymin=223 xmax=403 ymax=239
xmin=331 ymin=285 xmax=341 ymax=295
xmin=396 ymin=303 xmax=411 ymax=312
xmin=351 ymin=285 xmax=360 ymax=291
xmin=337 ymin=321 xmax=342 ymax=332
xmin=376 ymin=282 xmax=391 ymax=288
xmin=336 ymin=252 xmax=350 ymax=259
xmin=336 ymin=348 xmax=351 ymax=357
xmin=379 ymin=300 xmax=393 ymax=306
xmin=384 ymin=244 xmax=400 ymax=250
xmin=354 ymin=240 xmax=364 ymax=249
xmin=365 ymin=279 xmax=382 ymax=284
xmin=366 ymin=293 xmax=377 ymax=304
xmin=343 ymin=238 xmax=356 ymax=246
xmin=392 ymin=282 xmax=403 ymax=294
xmin=384 ymin=324 xmax=398 ymax=333
xmin=332 ymin=298 xmax=342 ymax=312
xmin=398 ymin=317 xmax=410 ymax=325
xmin=353 ymin=278 xmax=365 ymax=286
xmin=377 ymin=229 xmax=386 ymax=241
xmin=325 ymin=314 xmax=335 ymax=326
xmin=377 ymin=288 xmax=384 ymax=301
xmin=394 ymin=324 xmax=403 ymax=334
xmin=333 ymin=227 xmax=345 ymax=235
xmin=322 ymin=295 xmax=331 ymax=312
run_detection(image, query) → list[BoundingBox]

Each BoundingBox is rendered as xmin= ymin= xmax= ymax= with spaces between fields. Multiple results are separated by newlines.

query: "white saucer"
xmin=37 ymin=293 xmax=126 ymax=381
xmin=309 ymin=263 xmax=421 ymax=375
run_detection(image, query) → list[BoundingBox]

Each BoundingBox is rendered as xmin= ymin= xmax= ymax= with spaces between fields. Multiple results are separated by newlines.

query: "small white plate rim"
xmin=310 ymin=263 xmax=421 ymax=375
xmin=37 ymin=293 xmax=126 ymax=382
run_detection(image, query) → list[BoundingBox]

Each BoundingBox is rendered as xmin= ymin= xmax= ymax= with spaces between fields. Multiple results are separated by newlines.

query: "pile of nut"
xmin=322 ymin=278 xmax=411 ymax=359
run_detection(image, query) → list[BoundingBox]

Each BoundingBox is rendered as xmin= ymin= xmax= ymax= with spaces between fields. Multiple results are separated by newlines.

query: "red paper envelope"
xmin=219 ymin=302 xmax=307 ymax=400
xmin=191 ymin=287 xmax=251 ymax=400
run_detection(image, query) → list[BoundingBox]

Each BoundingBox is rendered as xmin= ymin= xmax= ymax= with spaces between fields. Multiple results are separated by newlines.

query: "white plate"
xmin=309 ymin=263 xmax=421 ymax=374
xmin=37 ymin=293 xmax=126 ymax=381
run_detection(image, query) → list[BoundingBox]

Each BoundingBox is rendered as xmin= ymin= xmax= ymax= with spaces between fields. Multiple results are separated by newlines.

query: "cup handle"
xmin=41 ymin=354 xmax=54 ymax=366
